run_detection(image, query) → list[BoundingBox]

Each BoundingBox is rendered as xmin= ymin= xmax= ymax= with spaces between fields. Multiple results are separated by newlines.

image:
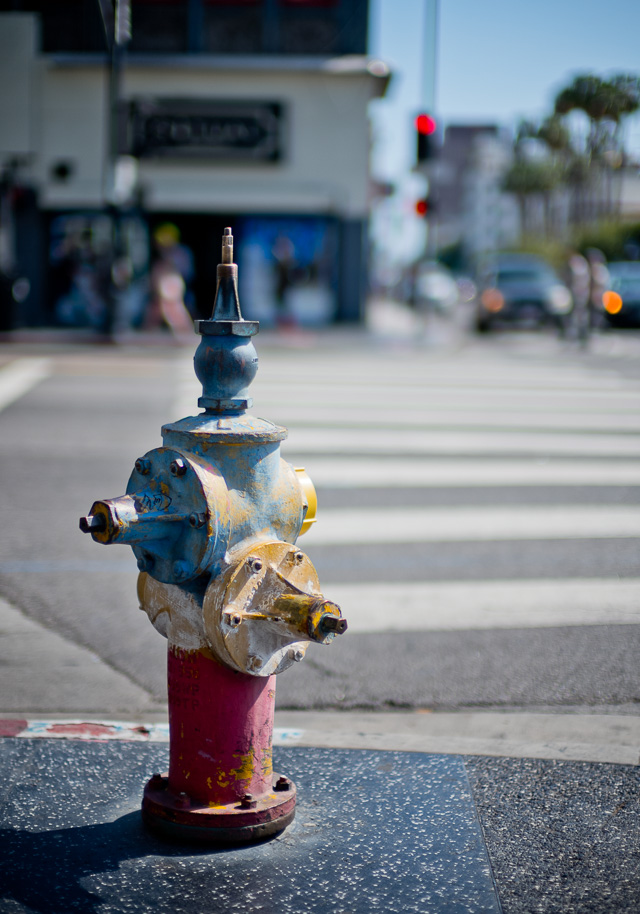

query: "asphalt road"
xmin=1 ymin=311 xmax=639 ymax=738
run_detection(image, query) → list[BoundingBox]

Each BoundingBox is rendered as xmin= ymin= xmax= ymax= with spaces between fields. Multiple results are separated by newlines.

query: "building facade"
xmin=0 ymin=1 xmax=389 ymax=330
xmin=434 ymin=125 xmax=519 ymax=270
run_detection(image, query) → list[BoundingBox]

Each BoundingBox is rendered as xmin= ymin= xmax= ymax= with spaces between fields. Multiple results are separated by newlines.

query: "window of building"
xmin=203 ymin=0 xmax=263 ymax=54
xmin=0 ymin=0 xmax=367 ymax=56
xmin=130 ymin=0 xmax=189 ymax=53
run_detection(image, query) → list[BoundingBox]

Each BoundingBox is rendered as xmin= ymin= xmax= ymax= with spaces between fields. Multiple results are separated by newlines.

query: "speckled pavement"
xmin=1 ymin=738 xmax=639 ymax=913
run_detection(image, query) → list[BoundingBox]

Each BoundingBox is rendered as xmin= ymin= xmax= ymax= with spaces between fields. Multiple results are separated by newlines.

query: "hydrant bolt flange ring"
xmin=142 ymin=771 xmax=296 ymax=845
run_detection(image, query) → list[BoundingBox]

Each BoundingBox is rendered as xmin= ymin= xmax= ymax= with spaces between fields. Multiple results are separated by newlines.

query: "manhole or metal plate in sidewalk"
xmin=0 ymin=741 xmax=501 ymax=914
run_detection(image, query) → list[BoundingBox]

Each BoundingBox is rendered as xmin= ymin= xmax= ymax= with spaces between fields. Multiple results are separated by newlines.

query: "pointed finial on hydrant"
xmin=193 ymin=228 xmax=259 ymax=413
xmin=197 ymin=227 xmax=259 ymax=333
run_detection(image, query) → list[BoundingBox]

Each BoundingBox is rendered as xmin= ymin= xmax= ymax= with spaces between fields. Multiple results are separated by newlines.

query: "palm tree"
xmin=502 ymin=158 xmax=560 ymax=237
xmin=554 ymin=74 xmax=640 ymax=221
xmin=537 ymin=116 xmax=571 ymax=155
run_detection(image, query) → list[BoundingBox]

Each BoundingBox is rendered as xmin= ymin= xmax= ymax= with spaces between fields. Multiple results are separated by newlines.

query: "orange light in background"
xmin=602 ymin=290 xmax=623 ymax=314
xmin=481 ymin=288 xmax=505 ymax=312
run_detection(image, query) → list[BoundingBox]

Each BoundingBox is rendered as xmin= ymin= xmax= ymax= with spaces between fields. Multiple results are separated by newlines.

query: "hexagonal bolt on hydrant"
xmin=80 ymin=227 xmax=347 ymax=843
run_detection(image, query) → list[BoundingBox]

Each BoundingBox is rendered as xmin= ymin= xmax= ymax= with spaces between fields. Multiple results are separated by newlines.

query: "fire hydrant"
xmin=80 ymin=228 xmax=347 ymax=843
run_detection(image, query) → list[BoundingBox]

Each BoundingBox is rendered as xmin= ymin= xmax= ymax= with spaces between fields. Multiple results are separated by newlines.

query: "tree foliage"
xmin=502 ymin=159 xmax=560 ymax=196
xmin=504 ymin=71 xmax=640 ymax=238
xmin=554 ymin=74 xmax=640 ymax=160
xmin=554 ymin=74 xmax=640 ymax=123
xmin=536 ymin=116 xmax=571 ymax=154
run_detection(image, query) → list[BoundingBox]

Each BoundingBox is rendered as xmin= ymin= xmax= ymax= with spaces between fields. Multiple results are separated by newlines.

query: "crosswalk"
xmin=0 ymin=333 xmax=638 ymax=762
xmin=0 ymin=357 xmax=51 ymax=412
xmin=171 ymin=336 xmax=640 ymax=650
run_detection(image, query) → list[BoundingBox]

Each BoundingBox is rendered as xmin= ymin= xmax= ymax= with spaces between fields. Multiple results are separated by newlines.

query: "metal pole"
xmin=422 ymin=0 xmax=439 ymax=115
xmin=104 ymin=0 xmax=131 ymax=336
xmin=423 ymin=0 xmax=439 ymax=258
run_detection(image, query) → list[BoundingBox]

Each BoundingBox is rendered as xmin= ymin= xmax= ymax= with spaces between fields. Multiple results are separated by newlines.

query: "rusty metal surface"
xmin=79 ymin=228 xmax=333 ymax=654
xmin=165 ymin=646 xmax=278 ymax=809
xmin=76 ymin=228 xmax=346 ymax=846
xmin=203 ymin=541 xmax=346 ymax=676
xmin=142 ymin=771 xmax=296 ymax=844
xmin=137 ymin=573 xmax=208 ymax=650
xmin=82 ymin=429 xmax=309 ymax=588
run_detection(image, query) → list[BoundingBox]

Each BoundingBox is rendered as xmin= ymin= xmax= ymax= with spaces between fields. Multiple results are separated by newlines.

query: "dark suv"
xmin=475 ymin=254 xmax=573 ymax=332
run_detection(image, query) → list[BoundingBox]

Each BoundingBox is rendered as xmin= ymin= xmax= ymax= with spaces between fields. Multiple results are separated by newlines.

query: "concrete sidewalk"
xmin=2 ymin=594 xmax=639 ymax=765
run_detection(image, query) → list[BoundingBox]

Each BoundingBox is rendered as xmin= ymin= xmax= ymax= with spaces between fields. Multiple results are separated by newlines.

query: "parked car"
xmin=475 ymin=254 xmax=573 ymax=332
xmin=598 ymin=261 xmax=640 ymax=328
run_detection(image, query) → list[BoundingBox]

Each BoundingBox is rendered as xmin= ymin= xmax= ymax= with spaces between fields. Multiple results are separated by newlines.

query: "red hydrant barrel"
xmin=167 ymin=645 xmax=275 ymax=805
xmin=141 ymin=643 xmax=296 ymax=843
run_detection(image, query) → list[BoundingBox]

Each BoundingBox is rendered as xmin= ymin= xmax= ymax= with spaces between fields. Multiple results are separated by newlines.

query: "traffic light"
xmin=415 ymin=113 xmax=437 ymax=164
xmin=415 ymin=196 xmax=436 ymax=217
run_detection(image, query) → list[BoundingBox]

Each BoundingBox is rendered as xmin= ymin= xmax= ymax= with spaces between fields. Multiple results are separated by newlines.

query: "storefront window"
xmin=238 ymin=216 xmax=337 ymax=326
xmin=203 ymin=0 xmax=263 ymax=54
xmin=130 ymin=0 xmax=188 ymax=53
xmin=9 ymin=0 xmax=366 ymax=57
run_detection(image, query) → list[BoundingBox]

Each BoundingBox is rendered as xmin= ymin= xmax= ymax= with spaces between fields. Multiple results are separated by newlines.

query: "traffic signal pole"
xmin=419 ymin=0 xmax=439 ymax=257
xmin=422 ymin=0 xmax=439 ymax=114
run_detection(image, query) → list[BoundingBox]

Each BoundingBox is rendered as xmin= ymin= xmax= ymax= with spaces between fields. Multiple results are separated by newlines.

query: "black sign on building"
xmin=126 ymin=99 xmax=284 ymax=162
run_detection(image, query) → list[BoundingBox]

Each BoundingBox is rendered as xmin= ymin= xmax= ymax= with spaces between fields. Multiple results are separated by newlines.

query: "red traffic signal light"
xmin=415 ymin=113 xmax=437 ymax=136
xmin=415 ymin=112 xmax=437 ymax=163
xmin=415 ymin=196 xmax=436 ymax=217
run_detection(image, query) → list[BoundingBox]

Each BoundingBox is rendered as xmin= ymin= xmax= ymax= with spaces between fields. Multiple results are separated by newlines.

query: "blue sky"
xmin=369 ymin=0 xmax=640 ymax=180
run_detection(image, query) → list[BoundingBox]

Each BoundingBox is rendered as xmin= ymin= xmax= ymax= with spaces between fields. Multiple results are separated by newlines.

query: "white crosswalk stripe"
xmin=281 ymin=458 xmax=640 ymax=487
xmin=327 ymin=579 xmax=640 ymax=633
xmin=282 ymin=427 xmax=640 ymax=457
xmin=0 ymin=358 xmax=51 ymax=413
xmin=303 ymin=505 xmax=640 ymax=545
xmin=254 ymin=407 xmax=640 ymax=432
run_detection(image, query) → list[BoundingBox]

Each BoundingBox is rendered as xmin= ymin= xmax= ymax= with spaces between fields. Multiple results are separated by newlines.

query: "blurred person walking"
xmin=586 ymin=248 xmax=609 ymax=337
xmin=565 ymin=249 xmax=590 ymax=342
xmin=272 ymin=233 xmax=297 ymax=328
xmin=145 ymin=223 xmax=194 ymax=338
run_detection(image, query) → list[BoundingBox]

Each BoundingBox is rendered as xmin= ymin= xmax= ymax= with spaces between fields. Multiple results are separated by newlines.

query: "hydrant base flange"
xmin=142 ymin=773 xmax=296 ymax=845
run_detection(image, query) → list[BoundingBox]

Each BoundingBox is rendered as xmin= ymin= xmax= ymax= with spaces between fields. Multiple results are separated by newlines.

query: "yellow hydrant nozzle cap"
xmin=295 ymin=468 xmax=317 ymax=535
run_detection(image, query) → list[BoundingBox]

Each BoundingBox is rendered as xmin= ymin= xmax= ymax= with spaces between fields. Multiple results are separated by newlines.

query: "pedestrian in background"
xmin=585 ymin=247 xmax=609 ymax=338
xmin=145 ymin=223 xmax=194 ymax=338
xmin=564 ymin=249 xmax=590 ymax=342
